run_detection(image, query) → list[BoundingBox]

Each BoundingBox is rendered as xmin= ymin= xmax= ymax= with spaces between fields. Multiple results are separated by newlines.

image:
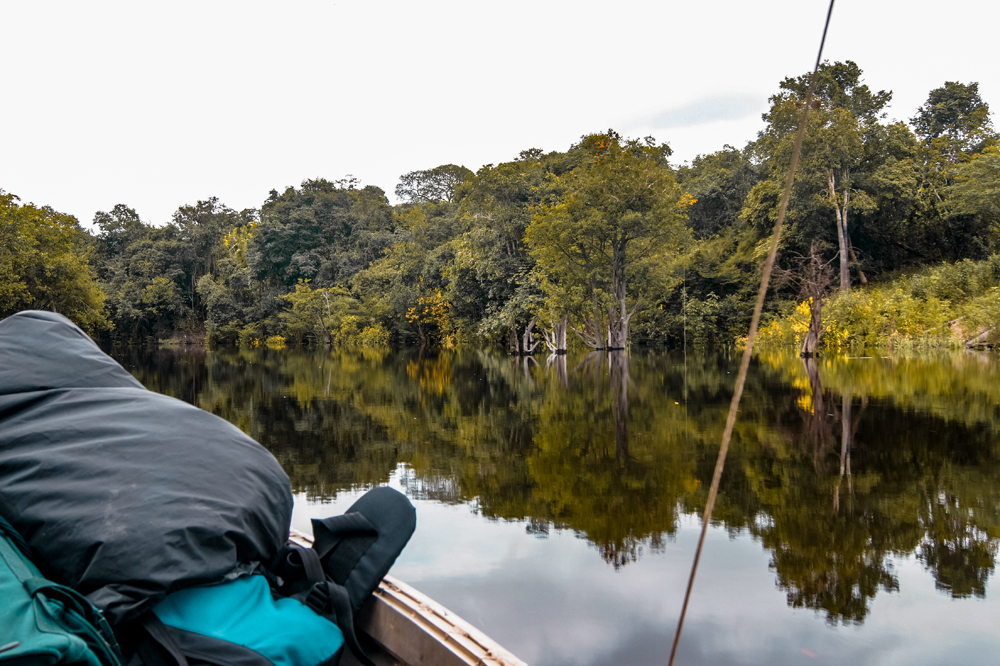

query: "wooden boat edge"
xmin=289 ymin=528 xmax=527 ymax=666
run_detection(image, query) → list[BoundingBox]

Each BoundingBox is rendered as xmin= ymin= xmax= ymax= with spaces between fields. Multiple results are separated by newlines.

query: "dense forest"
xmin=3 ymin=61 xmax=998 ymax=351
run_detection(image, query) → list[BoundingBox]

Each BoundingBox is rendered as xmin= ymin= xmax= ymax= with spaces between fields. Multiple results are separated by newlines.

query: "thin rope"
xmin=666 ymin=2 xmax=835 ymax=664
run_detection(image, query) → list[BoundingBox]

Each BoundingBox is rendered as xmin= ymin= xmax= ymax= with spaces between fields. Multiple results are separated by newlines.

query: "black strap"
xmin=312 ymin=513 xmax=378 ymax=586
xmin=297 ymin=546 xmax=327 ymax=587
xmin=135 ymin=615 xmax=190 ymax=666
xmin=281 ymin=547 xmax=375 ymax=666
xmin=325 ymin=580 xmax=376 ymax=666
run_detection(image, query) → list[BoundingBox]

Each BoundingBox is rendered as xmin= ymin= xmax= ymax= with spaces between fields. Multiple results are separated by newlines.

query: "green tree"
xmin=450 ymin=153 xmax=553 ymax=342
xmin=912 ymin=81 xmax=997 ymax=164
xmin=172 ymin=197 xmax=248 ymax=320
xmin=395 ymin=164 xmax=474 ymax=204
xmin=526 ymin=132 xmax=691 ymax=348
xmin=676 ymin=145 xmax=762 ymax=240
xmin=749 ymin=61 xmax=902 ymax=294
xmin=947 ymin=146 xmax=1000 ymax=235
xmin=252 ymin=180 xmax=395 ymax=289
xmin=92 ymin=204 xmax=189 ymax=340
xmin=910 ymin=82 xmax=998 ymax=260
xmin=0 ymin=191 xmax=108 ymax=332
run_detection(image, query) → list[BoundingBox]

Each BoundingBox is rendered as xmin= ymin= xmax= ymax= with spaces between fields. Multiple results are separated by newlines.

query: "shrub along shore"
xmin=759 ymin=254 xmax=1000 ymax=351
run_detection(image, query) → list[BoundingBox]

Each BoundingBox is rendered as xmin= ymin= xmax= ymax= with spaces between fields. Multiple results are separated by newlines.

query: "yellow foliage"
xmin=677 ymin=192 xmax=698 ymax=207
xmin=222 ymin=223 xmax=256 ymax=267
xmin=759 ymin=255 xmax=1000 ymax=351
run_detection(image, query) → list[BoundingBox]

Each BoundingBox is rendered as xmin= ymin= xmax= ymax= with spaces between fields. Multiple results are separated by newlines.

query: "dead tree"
xmin=317 ymin=291 xmax=333 ymax=347
xmin=965 ymin=327 xmax=997 ymax=348
xmin=572 ymin=317 xmax=604 ymax=350
xmin=543 ymin=315 xmax=569 ymax=354
xmin=510 ymin=316 xmax=541 ymax=355
xmin=778 ymin=241 xmax=834 ymax=358
xmin=522 ymin=316 xmax=540 ymax=355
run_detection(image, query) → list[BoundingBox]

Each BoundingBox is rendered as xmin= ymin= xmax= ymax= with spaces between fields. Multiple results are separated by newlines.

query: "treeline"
xmin=2 ymin=61 xmax=997 ymax=349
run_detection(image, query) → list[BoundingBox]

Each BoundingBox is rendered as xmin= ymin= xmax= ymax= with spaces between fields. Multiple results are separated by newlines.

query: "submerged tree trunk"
xmin=573 ymin=317 xmax=604 ymax=350
xmin=799 ymin=242 xmax=831 ymax=357
xmin=607 ymin=235 xmax=628 ymax=350
xmin=605 ymin=234 xmax=642 ymax=350
xmin=521 ymin=316 xmax=540 ymax=355
xmin=801 ymin=295 xmax=823 ymax=357
xmin=607 ymin=305 xmax=622 ymax=349
xmin=583 ymin=251 xmax=603 ymax=350
xmin=543 ymin=315 xmax=569 ymax=354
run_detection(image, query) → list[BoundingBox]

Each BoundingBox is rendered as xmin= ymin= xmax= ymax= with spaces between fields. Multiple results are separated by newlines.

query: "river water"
xmin=112 ymin=346 xmax=1000 ymax=665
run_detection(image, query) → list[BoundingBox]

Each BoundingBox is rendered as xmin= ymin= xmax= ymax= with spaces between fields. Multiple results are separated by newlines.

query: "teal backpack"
xmin=127 ymin=487 xmax=416 ymax=666
xmin=0 ymin=512 xmax=122 ymax=666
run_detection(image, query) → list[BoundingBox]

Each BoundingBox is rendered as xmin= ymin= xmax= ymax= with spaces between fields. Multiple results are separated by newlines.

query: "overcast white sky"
xmin=2 ymin=0 xmax=998 ymax=229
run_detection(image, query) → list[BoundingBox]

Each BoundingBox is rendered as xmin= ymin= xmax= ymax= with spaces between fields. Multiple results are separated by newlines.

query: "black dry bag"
xmin=0 ymin=311 xmax=294 ymax=625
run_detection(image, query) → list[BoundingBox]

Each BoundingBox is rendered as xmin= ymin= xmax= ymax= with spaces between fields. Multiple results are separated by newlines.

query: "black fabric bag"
xmin=275 ymin=487 xmax=416 ymax=666
xmin=0 ymin=311 xmax=294 ymax=625
xmin=311 ymin=487 xmax=417 ymax=616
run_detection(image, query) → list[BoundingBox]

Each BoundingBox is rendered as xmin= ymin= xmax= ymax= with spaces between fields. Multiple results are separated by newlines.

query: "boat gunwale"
xmin=289 ymin=527 xmax=527 ymax=666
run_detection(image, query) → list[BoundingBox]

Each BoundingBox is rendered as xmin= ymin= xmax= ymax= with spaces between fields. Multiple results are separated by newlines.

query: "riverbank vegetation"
xmin=759 ymin=252 xmax=1000 ymax=350
xmin=2 ymin=62 xmax=997 ymax=351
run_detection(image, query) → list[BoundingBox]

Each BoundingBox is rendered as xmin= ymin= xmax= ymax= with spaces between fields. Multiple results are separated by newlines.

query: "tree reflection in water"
xmin=115 ymin=345 xmax=1000 ymax=624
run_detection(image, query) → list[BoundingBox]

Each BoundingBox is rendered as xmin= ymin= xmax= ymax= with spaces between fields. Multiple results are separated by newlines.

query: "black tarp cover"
xmin=0 ymin=311 xmax=293 ymax=624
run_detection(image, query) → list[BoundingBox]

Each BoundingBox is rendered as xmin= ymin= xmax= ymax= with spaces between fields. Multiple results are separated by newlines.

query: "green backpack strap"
xmin=23 ymin=577 xmax=122 ymax=665
xmin=0 ymin=512 xmax=122 ymax=666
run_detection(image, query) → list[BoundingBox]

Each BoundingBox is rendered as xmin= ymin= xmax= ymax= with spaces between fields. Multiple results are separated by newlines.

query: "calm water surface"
xmin=112 ymin=346 xmax=1000 ymax=665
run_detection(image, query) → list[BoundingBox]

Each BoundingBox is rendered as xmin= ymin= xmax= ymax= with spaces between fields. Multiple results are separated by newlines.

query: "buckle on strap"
xmin=303 ymin=581 xmax=330 ymax=614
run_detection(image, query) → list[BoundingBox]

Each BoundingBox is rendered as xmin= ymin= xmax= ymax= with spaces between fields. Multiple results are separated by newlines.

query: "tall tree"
xmin=912 ymin=81 xmax=997 ymax=163
xmin=526 ymin=131 xmax=690 ymax=348
xmin=947 ymin=146 xmax=1000 ymax=241
xmin=909 ymin=82 xmax=998 ymax=260
xmin=0 ymin=191 xmax=108 ymax=331
xmin=172 ymin=197 xmax=246 ymax=317
xmin=252 ymin=180 xmax=394 ymax=289
xmin=449 ymin=151 xmax=562 ymax=342
xmin=395 ymin=164 xmax=474 ymax=204
xmin=748 ymin=61 xmax=906 ymax=293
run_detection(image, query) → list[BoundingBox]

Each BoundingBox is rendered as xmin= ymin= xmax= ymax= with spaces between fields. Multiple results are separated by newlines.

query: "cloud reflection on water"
xmin=293 ymin=471 xmax=1000 ymax=666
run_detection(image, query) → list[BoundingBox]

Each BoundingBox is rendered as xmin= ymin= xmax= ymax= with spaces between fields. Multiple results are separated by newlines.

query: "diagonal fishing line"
xmin=666 ymin=2 xmax=836 ymax=664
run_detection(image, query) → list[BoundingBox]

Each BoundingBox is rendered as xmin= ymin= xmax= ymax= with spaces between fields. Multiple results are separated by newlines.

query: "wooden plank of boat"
xmin=289 ymin=528 xmax=527 ymax=666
